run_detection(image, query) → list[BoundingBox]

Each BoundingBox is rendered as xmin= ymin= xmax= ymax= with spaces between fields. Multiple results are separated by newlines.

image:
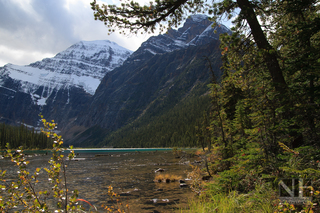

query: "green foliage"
xmin=182 ymin=1 xmax=319 ymax=211
xmin=207 ymin=0 xmax=320 ymax=182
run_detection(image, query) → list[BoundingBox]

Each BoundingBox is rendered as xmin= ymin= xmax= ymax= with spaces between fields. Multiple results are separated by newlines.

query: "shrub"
xmin=0 ymin=117 xmax=85 ymax=212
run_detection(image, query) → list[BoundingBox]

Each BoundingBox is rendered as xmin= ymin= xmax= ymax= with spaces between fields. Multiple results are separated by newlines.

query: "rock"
xmin=147 ymin=198 xmax=170 ymax=204
xmin=119 ymin=191 xmax=131 ymax=196
xmin=179 ymin=179 xmax=186 ymax=183
xmin=67 ymin=157 xmax=86 ymax=161
xmin=155 ymin=168 xmax=165 ymax=173
xmin=151 ymin=199 xmax=159 ymax=203
xmin=180 ymin=183 xmax=188 ymax=188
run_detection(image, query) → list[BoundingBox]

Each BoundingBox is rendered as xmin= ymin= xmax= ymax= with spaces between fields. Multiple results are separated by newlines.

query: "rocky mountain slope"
xmin=131 ymin=14 xmax=229 ymax=59
xmin=0 ymin=40 xmax=132 ymax=126
xmin=0 ymin=15 xmax=231 ymax=147
xmin=65 ymin=15 xmax=231 ymax=146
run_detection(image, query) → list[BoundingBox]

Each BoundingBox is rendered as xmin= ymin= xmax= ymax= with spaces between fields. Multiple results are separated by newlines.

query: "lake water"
xmin=1 ymin=149 xmax=197 ymax=212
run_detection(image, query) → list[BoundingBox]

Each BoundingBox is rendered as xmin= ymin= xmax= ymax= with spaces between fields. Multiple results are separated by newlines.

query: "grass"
xmin=180 ymin=185 xmax=278 ymax=213
xmin=154 ymin=173 xmax=182 ymax=183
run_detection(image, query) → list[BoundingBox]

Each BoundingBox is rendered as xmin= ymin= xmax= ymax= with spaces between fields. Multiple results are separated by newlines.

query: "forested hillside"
xmin=0 ymin=123 xmax=53 ymax=149
xmin=102 ymin=90 xmax=211 ymax=148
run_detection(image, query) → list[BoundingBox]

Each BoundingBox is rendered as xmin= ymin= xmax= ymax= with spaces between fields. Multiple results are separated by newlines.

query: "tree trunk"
xmin=237 ymin=0 xmax=288 ymax=96
xmin=237 ymin=0 xmax=304 ymax=148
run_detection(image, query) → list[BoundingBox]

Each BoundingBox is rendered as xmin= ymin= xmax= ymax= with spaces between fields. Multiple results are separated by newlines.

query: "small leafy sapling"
xmin=0 ymin=116 xmax=84 ymax=212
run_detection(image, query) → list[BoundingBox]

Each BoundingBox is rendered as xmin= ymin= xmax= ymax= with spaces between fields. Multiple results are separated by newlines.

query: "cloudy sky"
xmin=0 ymin=0 xmax=234 ymax=67
xmin=0 ymin=0 xmax=154 ymax=67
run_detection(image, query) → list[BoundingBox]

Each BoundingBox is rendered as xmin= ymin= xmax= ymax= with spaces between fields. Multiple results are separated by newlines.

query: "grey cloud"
xmin=0 ymin=0 xmax=151 ymax=66
xmin=0 ymin=0 xmax=82 ymax=57
xmin=30 ymin=0 xmax=79 ymax=42
xmin=0 ymin=1 xmax=33 ymax=31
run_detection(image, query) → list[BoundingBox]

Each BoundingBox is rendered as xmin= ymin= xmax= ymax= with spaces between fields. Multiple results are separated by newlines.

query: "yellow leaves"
xmin=104 ymin=185 xmax=128 ymax=212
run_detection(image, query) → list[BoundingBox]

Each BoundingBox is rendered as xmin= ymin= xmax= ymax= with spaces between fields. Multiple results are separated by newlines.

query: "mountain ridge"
xmin=130 ymin=14 xmax=228 ymax=59
xmin=65 ymin=15 xmax=230 ymax=146
xmin=0 ymin=15 xmax=231 ymax=147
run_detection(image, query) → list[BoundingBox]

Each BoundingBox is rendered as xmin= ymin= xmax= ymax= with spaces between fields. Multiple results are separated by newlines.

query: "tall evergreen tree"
xmin=90 ymin=0 xmax=320 ymax=191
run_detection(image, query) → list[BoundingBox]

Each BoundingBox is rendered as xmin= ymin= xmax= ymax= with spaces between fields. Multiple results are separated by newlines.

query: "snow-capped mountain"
xmin=0 ymin=40 xmax=132 ymax=105
xmin=0 ymin=40 xmax=132 ymax=126
xmin=30 ymin=40 xmax=131 ymax=79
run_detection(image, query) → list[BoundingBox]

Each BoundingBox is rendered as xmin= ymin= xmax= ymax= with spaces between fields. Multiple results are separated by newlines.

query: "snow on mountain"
xmin=131 ymin=14 xmax=231 ymax=58
xmin=190 ymin=14 xmax=208 ymax=22
xmin=0 ymin=40 xmax=132 ymax=106
xmin=32 ymin=40 xmax=132 ymax=78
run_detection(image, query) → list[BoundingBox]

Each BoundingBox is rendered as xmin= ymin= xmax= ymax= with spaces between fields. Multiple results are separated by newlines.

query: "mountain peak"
xmin=53 ymin=40 xmax=132 ymax=67
xmin=189 ymin=14 xmax=209 ymax=23
xmin=68 ymin=40 xmax=125 ymax=51
xmin=0 ymin=39 xmax=132 ymax=105
xmin=130 ymin=15 xmax=231 ymax=59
